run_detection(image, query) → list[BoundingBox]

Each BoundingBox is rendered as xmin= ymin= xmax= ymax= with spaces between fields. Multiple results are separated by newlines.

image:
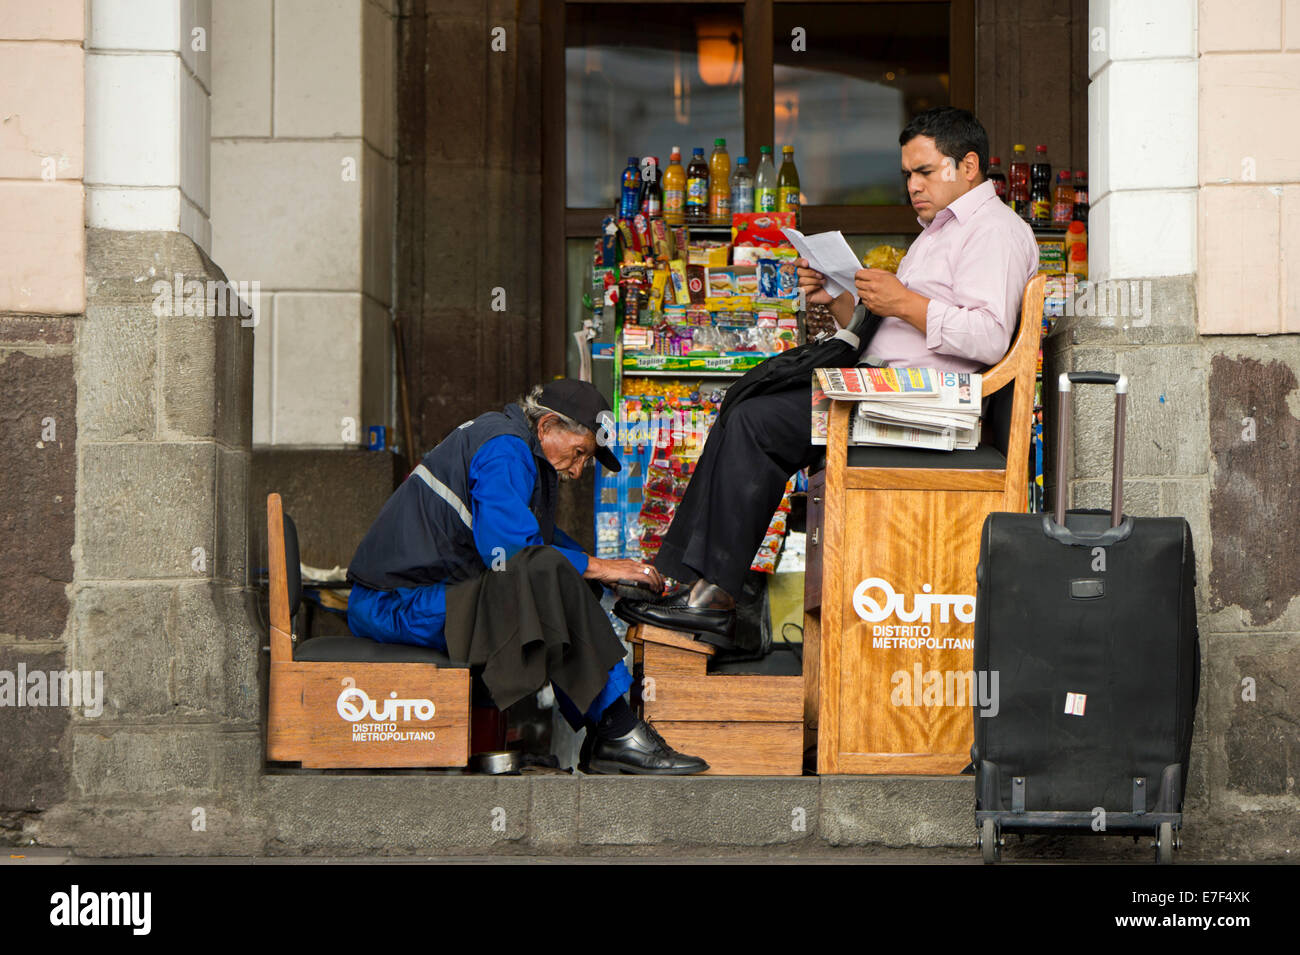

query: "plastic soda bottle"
xmin=1008 ymin=144 xmax=1030 ymax=220
xmin=987 ymin=156 xmax=1007 ymax=202
xmin=663 ymin=147 xmax=686 ymax=225
xmin=754 ymin=146 xmax=778 ymax=213
xmin=777 ymin=145 xmax=801 ymax=225
xmin=686 ymin=148 xmax=709 ymax=224
xmin=619 ymin=156 xmax=640 ymax=216
xmin=708 ymin=138 xmax=731 ymax=224
xmin=1030 ymin=145 xmax=1052 ymax=226
xmin=730 ymin=156 xmax=754 ymax=214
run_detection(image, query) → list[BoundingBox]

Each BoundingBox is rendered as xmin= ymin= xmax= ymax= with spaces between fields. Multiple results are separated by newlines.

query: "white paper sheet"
xmin=781 ymin=227 xmax=863 ymax=303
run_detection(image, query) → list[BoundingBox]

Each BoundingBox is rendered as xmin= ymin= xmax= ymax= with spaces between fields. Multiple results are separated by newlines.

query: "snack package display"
xmin=668 ymin=259 xmax=688 ymax=303
xmin=589 ymin=175 xmax=805 ymax=563
xmin=649 ymin=267 xmax=670 ymax=311
xmin=685 ymin=265 xmax=707 ymax=304
xmin=650 ymin=217 xmax=675 ymax=261
xmin=748 ymin=475 xmax=796 ymax=574
xmin=731 ymin=211 xmax=797 ymax=250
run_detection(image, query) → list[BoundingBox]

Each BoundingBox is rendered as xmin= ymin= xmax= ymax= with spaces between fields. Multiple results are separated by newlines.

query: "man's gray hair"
xmin=519 ymin=384 xmax=591 ymax=436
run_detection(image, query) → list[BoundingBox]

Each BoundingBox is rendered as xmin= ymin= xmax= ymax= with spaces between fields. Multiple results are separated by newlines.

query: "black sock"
xmin=594 ymin=697 xmax=638 ymax=739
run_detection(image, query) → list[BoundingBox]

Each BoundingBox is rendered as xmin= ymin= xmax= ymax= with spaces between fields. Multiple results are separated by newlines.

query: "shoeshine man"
xmin=346 ymin=379 xmax=709 ymax=774
xmin=616 ymin=107 xmax=1038 ymax=645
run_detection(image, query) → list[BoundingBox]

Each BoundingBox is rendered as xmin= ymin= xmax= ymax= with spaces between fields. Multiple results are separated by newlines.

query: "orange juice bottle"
xmin=708 ymin=138 xmax=731 ymax=224
xmin=663 ymin=147 xmax=686 ymax=225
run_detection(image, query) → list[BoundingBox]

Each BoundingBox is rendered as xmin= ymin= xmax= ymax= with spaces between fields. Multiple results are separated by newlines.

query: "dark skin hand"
xmin=536 ymin=414 xmax=663 ymax=591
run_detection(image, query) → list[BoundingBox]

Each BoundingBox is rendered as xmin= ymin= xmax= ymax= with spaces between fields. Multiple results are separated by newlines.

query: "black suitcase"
xmin=972 ymin=372 xmax=1200 ymax=864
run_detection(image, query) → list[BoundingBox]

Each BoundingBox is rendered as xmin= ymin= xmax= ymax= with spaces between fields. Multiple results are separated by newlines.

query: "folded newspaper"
xmin=812 ymin=368 xmax=982 ymax=451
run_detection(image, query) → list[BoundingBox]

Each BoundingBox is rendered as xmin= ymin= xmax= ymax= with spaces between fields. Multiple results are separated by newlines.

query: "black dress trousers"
xmin=652 ymin=381 xmax=821 ymax=598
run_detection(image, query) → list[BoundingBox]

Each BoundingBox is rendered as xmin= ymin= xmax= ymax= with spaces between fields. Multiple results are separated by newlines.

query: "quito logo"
xmin=336 ymin=677 xmax=436 ymax=722
xmin=852 ymin=577 xmax=976 ymax=624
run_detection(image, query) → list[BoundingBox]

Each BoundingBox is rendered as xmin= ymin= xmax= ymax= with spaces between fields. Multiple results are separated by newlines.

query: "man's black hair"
xmin=899 ymin=107 xmax=990 ymax=179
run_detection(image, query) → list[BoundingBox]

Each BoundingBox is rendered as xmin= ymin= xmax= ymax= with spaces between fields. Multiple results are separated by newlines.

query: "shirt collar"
xmin=917 ymin=179 xmax=998 ymax=229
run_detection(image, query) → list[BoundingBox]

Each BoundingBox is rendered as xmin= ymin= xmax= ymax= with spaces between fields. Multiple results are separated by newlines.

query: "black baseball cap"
xmin=537 ymin=378 xmax=621 ymax=473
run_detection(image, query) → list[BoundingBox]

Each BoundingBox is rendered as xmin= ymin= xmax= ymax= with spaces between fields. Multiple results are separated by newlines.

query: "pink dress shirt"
xmin=858 ymin=179 xmax=1039 ymax=373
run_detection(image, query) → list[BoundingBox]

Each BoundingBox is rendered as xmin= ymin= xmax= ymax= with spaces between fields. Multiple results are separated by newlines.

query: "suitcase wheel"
xmin=1154 ymin=821 xmax=1177 ymax=865
xmin=980 ymin=818 xmax=1001 ymax=865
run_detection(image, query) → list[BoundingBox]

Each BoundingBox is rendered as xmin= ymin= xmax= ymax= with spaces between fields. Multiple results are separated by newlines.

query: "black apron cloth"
xmin=444 ymin=546 xmax=626 ymax=715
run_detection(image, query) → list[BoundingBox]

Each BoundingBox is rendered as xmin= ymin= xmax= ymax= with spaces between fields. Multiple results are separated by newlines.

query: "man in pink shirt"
xmin=616 ymin=108 xmax=1038 ymax=644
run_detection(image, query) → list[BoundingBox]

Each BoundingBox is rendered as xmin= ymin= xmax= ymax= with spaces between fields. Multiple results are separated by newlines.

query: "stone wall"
xmin=30 ymin=231 xmax=266 ymax=854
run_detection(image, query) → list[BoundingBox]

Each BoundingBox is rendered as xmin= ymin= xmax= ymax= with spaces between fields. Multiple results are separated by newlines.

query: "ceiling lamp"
xmin=696 ymin=18 xmax=742 ymax=86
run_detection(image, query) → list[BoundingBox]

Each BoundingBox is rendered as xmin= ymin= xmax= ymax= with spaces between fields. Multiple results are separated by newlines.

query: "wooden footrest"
xmin=627 ymin=623 xmax=803 ymax=776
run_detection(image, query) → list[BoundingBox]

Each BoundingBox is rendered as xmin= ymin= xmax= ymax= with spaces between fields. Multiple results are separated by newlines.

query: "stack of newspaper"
xmin=812 ymin=367 xmax=982 ymax=451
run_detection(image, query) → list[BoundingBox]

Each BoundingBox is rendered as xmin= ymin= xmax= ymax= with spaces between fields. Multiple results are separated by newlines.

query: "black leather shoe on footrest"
xmin=613 ymin=595 xmax=736 ymax=643
xmin=587 ymin=719 xmax=709 ymax=775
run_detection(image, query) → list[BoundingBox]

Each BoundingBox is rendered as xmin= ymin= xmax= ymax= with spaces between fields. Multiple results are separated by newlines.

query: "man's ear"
xmin=963 ymin=151 xmax=981 ymax=183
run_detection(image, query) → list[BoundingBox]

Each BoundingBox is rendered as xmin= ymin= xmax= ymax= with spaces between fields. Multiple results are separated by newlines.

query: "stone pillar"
xmin=1045 ymin=0 xmax=1209 ymax=807
xmin=1046 ymin=1 xmax=1300 ymax=846
xmin=26 ymin=1 xmax=265 ymax=853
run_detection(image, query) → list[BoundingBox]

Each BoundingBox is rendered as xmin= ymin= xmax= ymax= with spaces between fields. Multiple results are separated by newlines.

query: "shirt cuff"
xmin=924 ymin=297 xmax=950 ymax=352
xmin=552 ymin=545 xmax=589 ymax=577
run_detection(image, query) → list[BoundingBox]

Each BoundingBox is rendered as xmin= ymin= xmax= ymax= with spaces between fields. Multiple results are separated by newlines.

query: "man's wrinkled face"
xmin=538 ymin=416 xmax=596 ymax=481
xmin=901 ymin=134 xmax=980 ymax=224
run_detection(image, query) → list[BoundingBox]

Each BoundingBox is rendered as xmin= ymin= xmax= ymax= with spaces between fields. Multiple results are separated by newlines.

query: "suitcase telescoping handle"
xmin=1054 ymin=372 xmax=1128 ymax=528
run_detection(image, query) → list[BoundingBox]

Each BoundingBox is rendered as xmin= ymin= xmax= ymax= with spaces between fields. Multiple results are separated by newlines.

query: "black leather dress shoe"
xmin=587 ymin=719 xmax=709 ymax=775
xmin=611 ymin=578 xmax=689 ymax=603
xmin=614 ymin=590 xmax=736 ymax=644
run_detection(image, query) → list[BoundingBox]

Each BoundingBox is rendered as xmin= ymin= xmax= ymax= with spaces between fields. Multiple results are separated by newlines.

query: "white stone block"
xmin=211 ymin=0 xmax=272 ymax=137
xmin=362 ymin=295 xmax=392 ymax=435
xmin=1088 ymin=65 xmax=1108 ymax=200
xmin=1092 ymin=189 xmax=1197 ymax=280
xmin=88 ymin=0 xmax=181 ymax=52
xmin=210 ymin=139 xmax=363 ymax=292
xmin=363 ymin=146 xmax=394 ymax=306
xmin=87 ymin=185 xmax=181 ymax=230
xmin=363 ymin=0 xmax=396 ymax=157
xmin=273 ymin=0 xmax=363 ymax=137
xmin=181 ymin=0 xmax=212 ymax=90
xmin=178 ymin=192 xmax=211 ymax=252
xmin=180 ymin=67 xmax=210 ymax=214
xmin=271 ymin=292 xmax=364 ymax=446
xmin=1099 ymin=60 xmax=1197 ymax=192
xmin=1090 ymin=0 xmax=1196 ymax=74
xmin=252 ymin=291 xmax=274 ymax=445
xmin=86 ymin=52 xmax=181 ymax=187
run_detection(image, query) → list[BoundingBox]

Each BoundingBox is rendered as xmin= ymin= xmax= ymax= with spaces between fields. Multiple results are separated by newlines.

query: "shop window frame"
xmin=542 ymin=0 xmax=975 ymax=376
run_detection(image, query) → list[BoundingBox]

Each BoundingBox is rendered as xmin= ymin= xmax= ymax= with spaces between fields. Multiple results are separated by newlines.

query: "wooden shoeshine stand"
xmin=804 ymin=275 xmax=1045 ymax=774
xmin=630 ymin=276 xmax=1044 ymax=776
